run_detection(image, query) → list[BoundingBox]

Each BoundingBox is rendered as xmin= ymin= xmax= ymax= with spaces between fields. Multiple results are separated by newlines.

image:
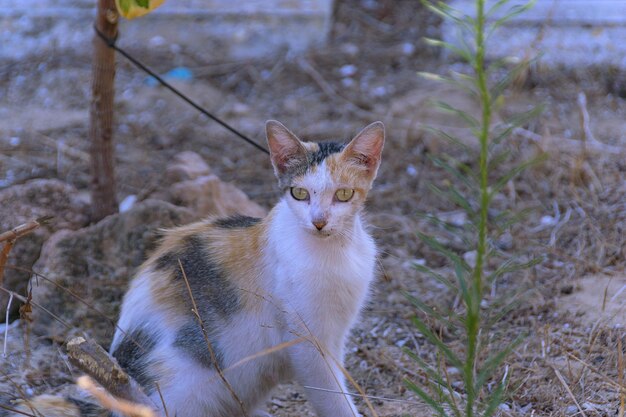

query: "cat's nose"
xmin=312 ymin=220 xmax=327 ymax=231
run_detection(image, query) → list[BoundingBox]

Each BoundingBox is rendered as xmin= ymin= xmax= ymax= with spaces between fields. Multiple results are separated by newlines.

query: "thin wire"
xmin=93 ymin=25 xmax=269 ymax=155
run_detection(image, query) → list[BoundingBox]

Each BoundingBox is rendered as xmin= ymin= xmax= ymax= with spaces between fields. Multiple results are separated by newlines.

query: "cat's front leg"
xmin=289 ymin=342 xmax=360 ymax=417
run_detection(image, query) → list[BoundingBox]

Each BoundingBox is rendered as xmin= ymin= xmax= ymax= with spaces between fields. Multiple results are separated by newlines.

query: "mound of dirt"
xmin=29 ymin=199 xmax=195 ymax=345
xmin=0 ymin=179 xmax=89 ymax=318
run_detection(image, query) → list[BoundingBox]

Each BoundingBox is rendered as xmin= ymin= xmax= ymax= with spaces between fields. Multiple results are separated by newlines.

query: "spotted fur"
xmin=110 ymin=120 xmax=385 ymax=417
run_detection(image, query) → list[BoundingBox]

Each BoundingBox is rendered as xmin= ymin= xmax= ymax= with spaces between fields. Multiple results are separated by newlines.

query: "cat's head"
xmin=266 ymin=120 xmax=384 ymax=238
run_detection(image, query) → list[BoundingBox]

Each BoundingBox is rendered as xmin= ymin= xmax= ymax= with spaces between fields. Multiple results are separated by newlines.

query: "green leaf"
xmin=117 ymin=0 xmax=131 ymax=13
xmin=434 ymin=101 xmax=480 ymax=129
xmin=411 ymin=317 xmax=464 ymax=368
xmin=487 ymin=257 xmax=542 ymax=282
xmin=488 ymin=149 xmax=511 ymax=169
xmin=412 ymin=262 xmax=456 ymax=291
xmin=406 ymin=292 xmax=456 ymax=326
xmin=475 ymin=336 xmax=522 ymax=392
xmin=405 ymin=350 xmax=464 ymax=417
xmin=404 ymin=348 xmax=448 ymax=389
xmin=422 ymin=1 xmax=474 ymax=32
xmin=489 ymin=57 xmax=535 ymax=100
xmin=485 ymin=296 xmax=524 ymax=330
xmin=115 ymin=0 xmax=164 ymax=18
xmin=490 ymin=153 xmax=547 ymax=197
xmin=421 ymin=126 xmax=473 ymax=153
xmin=492 ymin=207 xmax=534 ymax=230
xmin=486 ymin=0 xmax=512 ymax=17
xmin=490 ymin=124 xmax=517 ymax=146
xmin=489 ymin=105 xmax=545 ymax=146
xmin=488 ymin=0 xmax=537 ymax=36
xmin=418 ymin=71 xmax=478 ymax=98
xmin=431 ymin=183 xmax=475 ymax=216
xmin=417 ymin=232 xmax=472 ymax=273
xmin=405 ymin=378 xmax=451 ymax=417
xmin=453 ymin=261 xmax=471 ymax=307
xmin=506 ymin=103 xmax=545 ymax=128
xmin=423 ymin=38 xmax=475 ymax=65
xmin=482 ymin=379 xmax=507 ymax=417
xmin=430 ymin=155 xmax=477 ymax=190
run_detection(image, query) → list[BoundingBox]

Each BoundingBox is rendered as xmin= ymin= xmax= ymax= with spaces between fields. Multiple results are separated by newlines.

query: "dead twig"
xmin=0 ymin=217 xmax=51 ymax=289
xmin=0 ymin=403 xmax=37 ymax=417
xmin=0 ymin=216 xmax=52 ymax=244
xmin=0 ymin=286 xmax=72 ymax=330
xmin=66 ymin=336 xmax=155 ymax=410
xmin=577 ymin=92 xmax=594 ymax=144
xmin=77 ymin=375 xmax=155 ymax=417
xmin=619 ymin=338 xmax=625 ymax=417
xmin=552 ymin=366 xmax=588 ymax=417
xmin=3 ymin=291 xmax=13 ymax=357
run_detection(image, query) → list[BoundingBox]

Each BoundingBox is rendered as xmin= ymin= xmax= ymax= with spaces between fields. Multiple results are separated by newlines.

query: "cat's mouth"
xmin=307 ymin=228 xmax=332 ymax=238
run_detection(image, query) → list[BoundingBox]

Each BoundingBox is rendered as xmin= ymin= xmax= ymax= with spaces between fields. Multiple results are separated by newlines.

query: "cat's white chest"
xmin=268 ymin=203 xmax=377 ymax=342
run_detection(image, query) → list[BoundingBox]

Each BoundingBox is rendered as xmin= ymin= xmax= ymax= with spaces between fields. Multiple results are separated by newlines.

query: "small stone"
xmin=566 ymin=405 xmax=578 ymax=414
xmin=169 ymin=175 xmax=266 ymax=218
xmin=119 ymin=195 xmax=138 ymax=213
xmin=341 ymin=78 xmax=355 ymax=88
xmin=401 ymin=42 xmax=415 ymax=55
xmin=165 ymin=151 xmax=212 ymax=183
xmin=446 ymin=367 xmax=460 ymax=375
xmin=496 ymin=231 xmax=513 ymax=250
xmin=498 ymin=403 xmax=511 ymax=412
xmin=270 ymin=399 xmax=286 ymax=408
xmin=339 ymin=64 xmax=357 ymax=77
xmin=340 ymin=43 xmax=359 ymax=56
xmin=582 ymin=402 xmax=597 ymax=410
xmin=463 ymin=250 xmax=477 ymax=268
xmin=149 ymin=35 xmax=166 ymax=47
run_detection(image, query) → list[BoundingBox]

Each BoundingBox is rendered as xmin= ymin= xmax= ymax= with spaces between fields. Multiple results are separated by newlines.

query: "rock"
xmin=169 ymin=174 xmax=267 ymax=218
xmin=29 ymin=199 xmax=195 ymax=345
xmin=164 ymin=151 xmax=212 ymax=184
xmin=0 ymin=179 xmax=89 ymax=320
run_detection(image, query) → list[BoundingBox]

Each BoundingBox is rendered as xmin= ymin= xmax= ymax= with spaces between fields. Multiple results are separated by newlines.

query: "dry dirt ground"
xmin=1 ymin=1 xmax=626 ymax=416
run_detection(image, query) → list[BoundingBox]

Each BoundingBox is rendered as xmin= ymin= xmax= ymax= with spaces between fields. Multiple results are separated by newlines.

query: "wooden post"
xmin=90 ymin=0 xmax=119 ymax=222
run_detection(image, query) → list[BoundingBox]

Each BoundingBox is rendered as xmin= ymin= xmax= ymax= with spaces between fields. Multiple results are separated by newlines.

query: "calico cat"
xmin=109 ymin=120 xmax=385 ymax=417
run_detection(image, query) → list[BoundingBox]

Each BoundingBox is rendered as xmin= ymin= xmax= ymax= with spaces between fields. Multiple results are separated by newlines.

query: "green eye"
xmin=290 ymin=187 xmax=309 ymax=201
xmin=335 ymin=188 xmax=354 ymax=202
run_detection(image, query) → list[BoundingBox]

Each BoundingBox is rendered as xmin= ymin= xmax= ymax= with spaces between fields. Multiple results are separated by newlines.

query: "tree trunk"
xmin=90 ymin=0 xmax=119 ymax=222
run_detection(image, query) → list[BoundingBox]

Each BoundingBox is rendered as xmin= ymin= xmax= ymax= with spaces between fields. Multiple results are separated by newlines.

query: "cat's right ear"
xmin=266 ymin=120 xmax=308 ymax=177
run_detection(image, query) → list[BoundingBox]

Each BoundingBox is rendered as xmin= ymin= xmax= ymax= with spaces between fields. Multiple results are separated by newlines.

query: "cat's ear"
xmin=266 ymin=120 xmax=308 ymax=177
xmin=342 ymin=121 xmax=385 ymax=175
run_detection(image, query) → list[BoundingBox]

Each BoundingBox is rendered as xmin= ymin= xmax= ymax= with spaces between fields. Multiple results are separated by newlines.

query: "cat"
xmin=109 ymin=120 xmax=385 ymax=417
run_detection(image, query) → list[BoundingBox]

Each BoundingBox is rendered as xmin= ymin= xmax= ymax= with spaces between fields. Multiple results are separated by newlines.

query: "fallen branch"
xmin=0 ymin=216 xmax=52 ymax=289
xmin=0 ymin=216 xmax=52 ymax=244
xmin=66 ymin=336 xmax=156 ymax=413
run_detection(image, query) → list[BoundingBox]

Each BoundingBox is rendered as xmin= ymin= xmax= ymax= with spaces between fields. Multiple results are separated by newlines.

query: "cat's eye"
xmin=290 ymin=187 xmax=309 ymax=201
xmin=335 ymin=188 xmax=354 ymax=202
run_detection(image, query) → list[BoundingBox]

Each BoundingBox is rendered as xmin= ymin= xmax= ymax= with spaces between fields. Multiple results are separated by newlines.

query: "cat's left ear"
xmin=342 ymin=121 xmax=385 ymax=176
